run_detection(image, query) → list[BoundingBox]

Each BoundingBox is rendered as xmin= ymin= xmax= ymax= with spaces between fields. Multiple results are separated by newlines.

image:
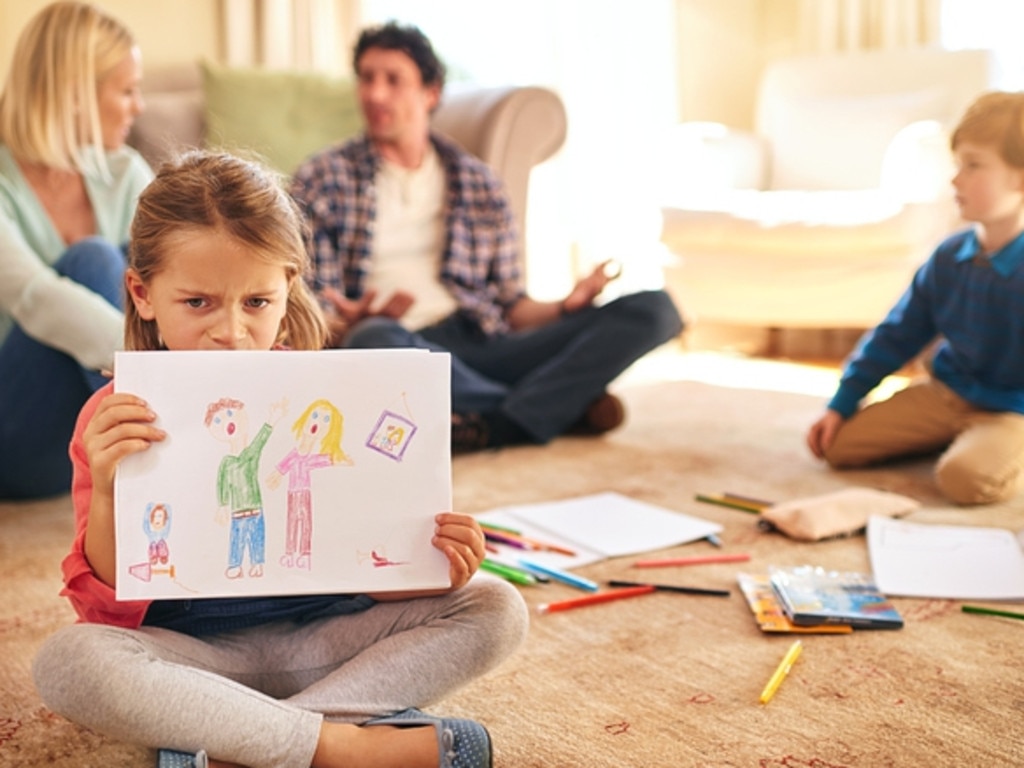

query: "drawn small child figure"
xmin=143 ymin=502 xmax=171 ymax=565
xmin=205 ymin=397 xmax=285 ymax=578
xmin=266 ymin=398 xmax=353 ymax=569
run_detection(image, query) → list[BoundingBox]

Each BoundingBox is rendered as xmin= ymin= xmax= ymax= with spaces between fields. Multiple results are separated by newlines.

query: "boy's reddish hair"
xmin=951 ymin=91 xmax=1024 ymax=168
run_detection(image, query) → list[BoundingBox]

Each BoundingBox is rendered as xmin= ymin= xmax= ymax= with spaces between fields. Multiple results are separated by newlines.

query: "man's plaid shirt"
xmin=291 ymin=132 xmax=526 ymax=337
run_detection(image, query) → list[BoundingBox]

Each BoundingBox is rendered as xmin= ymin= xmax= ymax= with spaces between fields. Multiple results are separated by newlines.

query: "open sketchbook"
xmin=868 ymin=515 xmax=1024 ymax=600
xmin=477 ymin=492 xmax=722 ymax=569
xmin=114 ymin=349 xmax=452 ymax=601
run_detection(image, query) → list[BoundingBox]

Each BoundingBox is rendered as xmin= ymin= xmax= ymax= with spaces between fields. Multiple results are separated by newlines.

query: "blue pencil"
xmin=518 ymin=557 xmax=598 ymax=592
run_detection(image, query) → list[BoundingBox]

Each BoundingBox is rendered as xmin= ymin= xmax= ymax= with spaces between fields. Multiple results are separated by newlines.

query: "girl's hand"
xmin=806 ymin=409 xmax=844 ymax=459
xmin=433 ymin=512 xmax=486 ymax=590
xmin=82 ymin=393 xmax=165 ymax=588
xmin=83 ymin=393 xmax=165 ymax=497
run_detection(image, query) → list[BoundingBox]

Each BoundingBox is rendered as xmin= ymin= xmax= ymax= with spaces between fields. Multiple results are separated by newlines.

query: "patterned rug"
xmin=3 ymin=352 xmax=1022 ymax=767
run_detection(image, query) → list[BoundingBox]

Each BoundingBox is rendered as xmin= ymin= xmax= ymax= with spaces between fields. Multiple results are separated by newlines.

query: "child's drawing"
xmin=113 ymin=349 xmax=454 ymax=601
xmin=144 ymin=502 xmax=172 ymax=564
xmin=358 ymin=547 xmax=410 ymax=568
xmin=129 ymin=502 xmax=176 ymax=583
xmin=266 ymin=399 xmax=353 ymax=570
xmin=206 ymin=397 xmax=285 ymax=579
xmin=366 ymin=410 xmax=418 ymax=461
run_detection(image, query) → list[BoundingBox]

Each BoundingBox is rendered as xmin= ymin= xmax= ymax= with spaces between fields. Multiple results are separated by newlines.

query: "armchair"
xmin=659 ymin=48 xmax=994 ymax=330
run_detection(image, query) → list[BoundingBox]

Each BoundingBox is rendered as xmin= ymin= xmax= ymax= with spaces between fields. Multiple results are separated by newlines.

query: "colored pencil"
xmin=519 ymin=557 xmax=598 ymax=592
xmin=633 ymin=553 xmax=751 ymax=568
xmin=608 ymin=579 xmax=730 ymax=597
xmin=480 ymin=558 xmax=537 ymax=586
xmin=695 ymin=494 xmax=765 ymax=514
xmin=537 ymin=585 xmax=655 ymax=614
xmin=759 ymin=640 xmax=803 ymax=704
xmin=961 ymin=605 xmax=1024 ymax=621
xmin=722 ymin=491 xmax=774 ymax=507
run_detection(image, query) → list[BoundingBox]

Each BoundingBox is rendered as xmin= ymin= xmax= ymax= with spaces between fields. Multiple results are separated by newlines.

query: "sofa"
xmin=659 ymin=47 xmax=994 ymax=331
xmin=127 ymin=63 xmax=568 ymax=263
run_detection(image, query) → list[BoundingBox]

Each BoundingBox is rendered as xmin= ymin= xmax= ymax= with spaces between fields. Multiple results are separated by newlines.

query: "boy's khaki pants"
xmin=825 ymin=377 xmax=1024 ymax=505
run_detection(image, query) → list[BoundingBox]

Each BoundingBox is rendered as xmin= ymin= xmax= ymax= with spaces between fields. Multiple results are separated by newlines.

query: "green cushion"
xmin=200 ymin=61 xmax=362 ymax=175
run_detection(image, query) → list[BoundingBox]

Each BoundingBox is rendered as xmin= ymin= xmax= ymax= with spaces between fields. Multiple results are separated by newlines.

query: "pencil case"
xmin=760 ymin=487 xmax=919 ymax=542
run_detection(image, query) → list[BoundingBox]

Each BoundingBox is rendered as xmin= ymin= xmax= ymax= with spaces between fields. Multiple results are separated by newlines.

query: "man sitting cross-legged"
xmin=291 ymin=21 xmax=684 ymax=453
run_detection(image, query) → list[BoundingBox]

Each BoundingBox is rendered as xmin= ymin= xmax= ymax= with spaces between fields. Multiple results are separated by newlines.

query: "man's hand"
xmin=323 ymin=286 xmax=377 ymax=326
xmin=377 ymin=290 xmax=415 ymax=319
xmin=562 ymin=259 xmax=622 ymax=315
xmin=321 ymin=287 xmax=415 ymax=347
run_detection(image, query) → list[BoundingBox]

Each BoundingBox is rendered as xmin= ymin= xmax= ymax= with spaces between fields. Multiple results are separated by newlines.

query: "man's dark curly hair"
xmin=353 ymin=21 xmax=447 ymax=90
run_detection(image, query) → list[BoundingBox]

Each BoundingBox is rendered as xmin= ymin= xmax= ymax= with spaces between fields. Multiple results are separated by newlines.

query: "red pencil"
xmin=633 ymin=553 xmax=751 ymax=568
xmin=536 ymin=585 xmax=656 ymax=614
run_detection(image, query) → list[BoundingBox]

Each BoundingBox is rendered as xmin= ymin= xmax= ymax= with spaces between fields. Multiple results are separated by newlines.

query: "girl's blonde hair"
xmin=951 ymin=91 xmax=1024 ymax=168
xmin=126 ymin=150 xmax=328 ymax=352
xmin=0 ymin=1 xmax=135 ymax=173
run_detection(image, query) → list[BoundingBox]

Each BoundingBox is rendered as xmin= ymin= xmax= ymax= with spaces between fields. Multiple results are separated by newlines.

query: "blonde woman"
xmin=0 ymin=1 xmax=152 ymax=499
xmin=267 ymin=398 xmax=353 ymax=569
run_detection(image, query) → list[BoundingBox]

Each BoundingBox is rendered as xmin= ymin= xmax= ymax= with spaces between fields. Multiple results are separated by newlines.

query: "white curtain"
xmin=220 ymin=0 xmax=359 ymax=72
xmin=797 ymin=0 xmax=941 ymax=52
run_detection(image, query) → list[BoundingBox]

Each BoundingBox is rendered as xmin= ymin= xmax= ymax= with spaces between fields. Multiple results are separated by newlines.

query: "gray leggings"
xmin=33 ymin=575 xmax=528 ymax=768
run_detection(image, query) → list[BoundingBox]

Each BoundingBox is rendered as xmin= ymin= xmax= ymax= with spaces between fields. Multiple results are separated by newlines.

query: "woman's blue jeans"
xmin=0 ymin=238 xmax=126 ymax=500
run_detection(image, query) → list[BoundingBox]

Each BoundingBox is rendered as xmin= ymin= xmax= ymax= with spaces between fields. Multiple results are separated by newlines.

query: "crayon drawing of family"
xmin=206 ymin=396 xmax=352 ymax=578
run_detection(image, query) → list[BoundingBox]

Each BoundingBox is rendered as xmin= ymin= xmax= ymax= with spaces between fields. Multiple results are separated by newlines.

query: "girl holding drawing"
xmin=32 ymin=151 xmax=528 ymax=768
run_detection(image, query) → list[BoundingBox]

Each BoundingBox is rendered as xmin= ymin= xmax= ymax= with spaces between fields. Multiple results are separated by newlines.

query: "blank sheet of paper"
xmin=479 ymin=492 xmax=722 ymax=569
xmin=868 ymin=515 xmax=1024 ymax=600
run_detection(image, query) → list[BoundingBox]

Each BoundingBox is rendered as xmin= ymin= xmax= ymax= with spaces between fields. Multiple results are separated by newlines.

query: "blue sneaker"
xmin=366 ymin=708 xmax=493 ymax=768
xmin=156 ymin=749 xmax=208 ymax=768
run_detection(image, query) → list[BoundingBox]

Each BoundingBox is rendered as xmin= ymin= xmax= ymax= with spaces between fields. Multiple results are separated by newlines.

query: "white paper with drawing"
xmin=113 ymin=349 xmax=452 ymax=600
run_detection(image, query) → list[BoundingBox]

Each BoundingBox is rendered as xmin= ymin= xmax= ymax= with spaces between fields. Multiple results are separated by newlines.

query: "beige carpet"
xmin=3 ymin=350 xmax=1023 ymax=767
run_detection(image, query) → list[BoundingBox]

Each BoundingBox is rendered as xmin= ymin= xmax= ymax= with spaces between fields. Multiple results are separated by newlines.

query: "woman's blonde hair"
xmin=951 ymin=91 xmax=1024 ymax=169
xmin=292 ymin=399 xmax=348 ymax=462
xmin=126 ymin=150 xmax=328 ymax=352
xmin=0 ymin=1 xmax=135 ymax=172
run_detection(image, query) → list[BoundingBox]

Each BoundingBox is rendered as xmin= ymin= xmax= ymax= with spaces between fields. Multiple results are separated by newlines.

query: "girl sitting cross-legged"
xmin=32 ymin=150 xmax=528 ymax=768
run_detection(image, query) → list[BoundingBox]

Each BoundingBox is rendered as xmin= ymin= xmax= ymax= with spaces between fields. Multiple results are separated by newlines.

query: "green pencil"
xmin=694 ymin=493 xmax=764 ymax=514
xmin=961 ymin=604 xmax=1024 ymax=622
xmin=480 ymin=558 xmax=537 ymax=586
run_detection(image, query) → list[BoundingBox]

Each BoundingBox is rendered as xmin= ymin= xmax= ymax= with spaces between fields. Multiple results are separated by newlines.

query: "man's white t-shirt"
xmin=368 ymin=146 xmax=457 ymax=331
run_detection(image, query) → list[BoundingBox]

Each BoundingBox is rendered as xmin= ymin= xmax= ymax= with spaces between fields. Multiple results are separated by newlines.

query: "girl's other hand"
xmin=84 ymin=393 xmax=165 ymax=495
xmin=433 ymin=512 xmax=486 ymax=590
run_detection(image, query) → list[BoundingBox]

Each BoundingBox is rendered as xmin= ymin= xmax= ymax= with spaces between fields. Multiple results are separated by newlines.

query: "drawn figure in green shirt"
xmin=205 ymin=396 xmax=285 ymax=579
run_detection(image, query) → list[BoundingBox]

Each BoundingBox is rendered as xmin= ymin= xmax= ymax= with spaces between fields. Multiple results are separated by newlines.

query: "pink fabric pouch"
xmin=761 ymin=487 xmax=919 ymax=542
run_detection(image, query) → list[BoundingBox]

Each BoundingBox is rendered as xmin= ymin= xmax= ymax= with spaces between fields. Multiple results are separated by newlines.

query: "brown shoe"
xmin=451 ymin=412 xmax=491 ymax=454
xmin=569 ymin=393 xmax=625 ymax=435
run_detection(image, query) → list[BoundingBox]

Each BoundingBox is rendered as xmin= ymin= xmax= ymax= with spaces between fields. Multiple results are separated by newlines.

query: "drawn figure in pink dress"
xmin=143 ymin=502 xmax=171 ymax=565
xmin=267 ymin=399 xmax=351 ymax=569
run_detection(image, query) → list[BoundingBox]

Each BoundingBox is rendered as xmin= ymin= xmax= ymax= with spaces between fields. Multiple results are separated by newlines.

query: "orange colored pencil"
xmin=633 ymin=553 xmax=751 ymax=568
